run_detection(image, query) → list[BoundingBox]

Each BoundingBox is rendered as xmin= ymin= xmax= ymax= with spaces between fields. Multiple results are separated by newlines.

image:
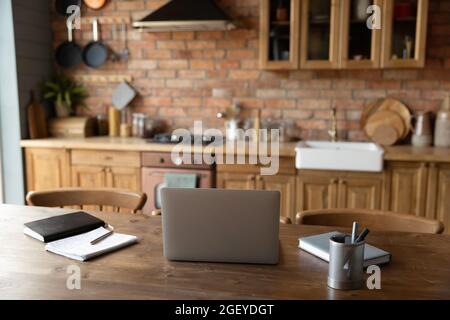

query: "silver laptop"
xmin=161 ymin=188 xmax=280 ymax=265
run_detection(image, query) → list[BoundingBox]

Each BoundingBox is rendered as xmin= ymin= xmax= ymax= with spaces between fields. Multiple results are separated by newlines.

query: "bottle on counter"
xmin=108 ymin=106 xmax=120 ymax=137
xmin=434 ymin=95 xmax=450 ymax=148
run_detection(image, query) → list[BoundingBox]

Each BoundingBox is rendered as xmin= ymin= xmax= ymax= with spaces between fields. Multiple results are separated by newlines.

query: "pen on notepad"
xmin=91 ymin=225 xmax=114 ymax=245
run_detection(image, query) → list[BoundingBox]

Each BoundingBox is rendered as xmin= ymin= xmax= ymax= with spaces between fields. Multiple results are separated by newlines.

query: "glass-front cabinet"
xmin=381 ymin=0 xmax=429 ymax=68
xmin=300 ymin=0 xmax=340 ymax=69
xmin=340 ymin=0 xmax=382 ymax=69
xmin=259 ymin=0 xmax=429 ymax=70
xmin=260 ymin=0 xmax=300 ymax=69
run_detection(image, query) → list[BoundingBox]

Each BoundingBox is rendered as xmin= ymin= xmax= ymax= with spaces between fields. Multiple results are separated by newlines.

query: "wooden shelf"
xmin=80 ymin=16 xmax=131 ymax=25
xmin=74 ymin=74 xmax=133 ymax=83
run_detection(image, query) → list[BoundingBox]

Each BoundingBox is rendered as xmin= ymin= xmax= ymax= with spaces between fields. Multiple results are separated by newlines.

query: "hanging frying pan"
xmin=82 ymin=18 xmax=108 ymax=68
xmin=55 ymin=22 xmax=82 ymax=68
xmin=83 ymin=0 xmax=107 ymax=10
xmin=55 ymin=0 xmax=82 ymax=16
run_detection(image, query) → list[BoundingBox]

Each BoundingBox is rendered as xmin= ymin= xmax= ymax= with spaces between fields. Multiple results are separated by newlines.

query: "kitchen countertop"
xmin=20 ymin=137 xmax=450 ymax=162
xmin=20 ymin=137 xmax=298 ymax=157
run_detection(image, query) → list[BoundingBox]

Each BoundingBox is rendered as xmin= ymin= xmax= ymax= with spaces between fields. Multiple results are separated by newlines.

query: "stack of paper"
xmin=45 ymin=227 xmax=138 ymax=262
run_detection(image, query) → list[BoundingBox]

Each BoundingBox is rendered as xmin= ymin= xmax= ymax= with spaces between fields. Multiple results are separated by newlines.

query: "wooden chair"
xmin=296 ymin=209 xmax=444 ymax=234
xmin=26 ymin=188 xmax=147 ymax=214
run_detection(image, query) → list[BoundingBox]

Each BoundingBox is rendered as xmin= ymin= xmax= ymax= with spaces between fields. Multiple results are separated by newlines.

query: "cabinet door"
xmin=71 ymin=165 xmax=107 ymax=189
xmin=381 ymin=0 xmax=429 ymax=68
xmin=337 ymin=175 xmax=383 ymax=209
xmin=106 ymin=167 xmax=141 ymax=192
xmin=260 ymin=0 xmax=300 ymax=69
xmin=296 ymin=172 xmax=338 ymax=212
xmin=25 ymin=148 xmax=70 ymax=192
xmin=257 ymin=175 xmax=296 ymax=221
xmin=300 ymin=0 xmax=341 ymax=69
xmin=339 ymin=0 xmax=382 ymax=68
xmin=216 ymin=173 xmax=257 ymax=190
xmin=386 ymin=162 xmax=428 ymax=216
xmin=426 ymin=164 xmax=450 ymax=234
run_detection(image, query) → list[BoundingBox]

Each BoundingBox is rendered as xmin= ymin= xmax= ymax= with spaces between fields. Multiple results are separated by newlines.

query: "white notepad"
xmin=299 ymin=231 xmax=391 ymax=267
xmin=45 ymin=227 xmax=138 ymax=262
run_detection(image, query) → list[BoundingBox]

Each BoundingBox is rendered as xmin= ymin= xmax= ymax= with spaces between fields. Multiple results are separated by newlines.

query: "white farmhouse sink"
xmin=296 ymin=141 xmax=384 ymax=172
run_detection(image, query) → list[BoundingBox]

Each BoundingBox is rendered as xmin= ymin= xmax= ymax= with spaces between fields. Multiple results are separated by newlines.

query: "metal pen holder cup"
xmin=327 ymin=234 xmax=365 ymax=290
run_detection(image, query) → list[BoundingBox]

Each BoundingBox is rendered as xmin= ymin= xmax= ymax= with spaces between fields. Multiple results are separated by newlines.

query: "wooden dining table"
xmin=0 ymin=204 xmax=449 ymax=300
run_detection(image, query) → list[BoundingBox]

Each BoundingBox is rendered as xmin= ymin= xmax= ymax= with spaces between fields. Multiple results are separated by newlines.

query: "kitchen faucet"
xmin=328 ymin=107 xmax=337 ymax=142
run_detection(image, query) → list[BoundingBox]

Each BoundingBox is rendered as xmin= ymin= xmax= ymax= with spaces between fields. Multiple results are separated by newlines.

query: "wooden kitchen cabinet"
xmin=216 ymin=160 xmax=297 ymax=221
xmin=339 ymin=0 xmax=382 ymax=69
xmin=424 ymin=163 xmax=450 ymax=234
xmin=107 ymin=167 xmax=141 ymax=191
xmin=297 ymin=170 xmax=384 ymax=213
xmin=71 ymin=165 xmax=106 ymax=189
xmin=25 ymin=148 xmax=71 ymax=191
xmin=336 ymin=174 xmax=383 ymax=209
xmin=256 ymin=175 xmax=296 ymax=222
xmin=300 ymin=0 xmax=341 ymax=69
xmin=259 ymin=0 xmax=429 ymax=70
xmin=385 ymin=161 xmax=428 ymax=217
xmin=381 ymin=0 xmax=429 ymax=68
xmin=71 ymin=150 xmax=141 ymax=192
xmin=260 ymin=0 xmax=300 ymax=69
xmin=296 ymin=172 xmax=338 ymax=211
xmin=216 ymin=172 xmax=257 ymax=190
xmin=217 ymin=172 xmax=296 ymax=221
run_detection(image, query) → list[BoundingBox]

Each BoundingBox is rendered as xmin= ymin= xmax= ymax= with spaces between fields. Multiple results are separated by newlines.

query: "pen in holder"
xmin=327 ymin=234 xmax=365 ymax=290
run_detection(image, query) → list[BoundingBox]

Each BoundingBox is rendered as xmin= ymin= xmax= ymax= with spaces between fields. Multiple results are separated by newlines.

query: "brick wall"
xmin=51 ymin=0 xmax=450 ymax=141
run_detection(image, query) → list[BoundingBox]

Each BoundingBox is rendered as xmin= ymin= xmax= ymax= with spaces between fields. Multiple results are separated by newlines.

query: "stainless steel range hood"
xmin=133 ymin=0 xmax=236 ymax=32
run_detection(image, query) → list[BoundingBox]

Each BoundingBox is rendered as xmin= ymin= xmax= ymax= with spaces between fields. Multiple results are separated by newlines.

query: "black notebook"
xmin=24 ymin=212 xmax=105 ymax=243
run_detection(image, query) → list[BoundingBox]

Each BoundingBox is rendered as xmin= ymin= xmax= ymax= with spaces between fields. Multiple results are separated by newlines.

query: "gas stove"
xmin=147 ymin=133 xmax=219 ymax=145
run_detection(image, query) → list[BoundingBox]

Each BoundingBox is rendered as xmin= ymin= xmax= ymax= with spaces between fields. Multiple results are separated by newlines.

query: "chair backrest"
xmin=296 ymin=209 xmax=444 ymax=234
xmin=26 ymin=188 xmax=147 ymax=214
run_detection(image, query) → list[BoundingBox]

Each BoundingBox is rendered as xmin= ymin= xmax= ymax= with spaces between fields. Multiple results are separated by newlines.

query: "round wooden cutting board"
xmin=377 ymin=98 xmax=412 ymax=139
xmin=364 ymin=110 xmax=406 ymax=141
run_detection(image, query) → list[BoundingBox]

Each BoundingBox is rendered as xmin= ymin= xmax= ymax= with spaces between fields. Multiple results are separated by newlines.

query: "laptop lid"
xmin=161 ymin=188 xmax=280 ymax=265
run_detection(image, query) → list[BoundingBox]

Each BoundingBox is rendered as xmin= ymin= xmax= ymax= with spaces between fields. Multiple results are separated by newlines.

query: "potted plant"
xmin=42 ymin=73 xmax=87 ymax=117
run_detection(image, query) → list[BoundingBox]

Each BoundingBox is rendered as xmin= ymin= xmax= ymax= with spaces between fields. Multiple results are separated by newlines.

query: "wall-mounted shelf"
xmin=80 ymin=16 xmax=131 ymax=25
xmin=74 ymin=75 xmax=133 ymax=83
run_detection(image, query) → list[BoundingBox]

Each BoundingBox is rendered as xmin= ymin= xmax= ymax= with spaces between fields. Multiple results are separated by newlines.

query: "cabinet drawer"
xmin=71 ymin=150 xmax=140 ymax=168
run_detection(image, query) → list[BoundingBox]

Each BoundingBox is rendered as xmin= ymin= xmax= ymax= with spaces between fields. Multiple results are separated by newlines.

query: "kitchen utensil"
xmin=120 ymin=21 xmax=130 ymax=62
xmin=83 ymin=0 xmax=107 ymax=10
xmin=55 ymin=21 xmax=82 ymax=69
xmin=108 ymin=107 xmax=120 ymax=137
xmin=365 ymin=110 xmax=405 ymax=139
xmin=377 ymin=98 xmax=412 ymax=139
xmin=360 ymin=99 xmax=384 ymax=129
xmin=55 ymin=0 xmax=81 ymax=16
xmin=110 ymin=22 xmax=121 ymax=62
xmin=82 ymin=18 xmax=108 ymax=68
xmin=412 ymin=111 xmax=433 ymax=147
xmin=27 ymin=91 xmax=48 ymax=139
xmin=371 ymin=124 xmax=399 ymax=146
xmin=434 ymin=95 xmax=450 ymax=148
xmin=112 ymin=81 xmax=136 ymax=110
